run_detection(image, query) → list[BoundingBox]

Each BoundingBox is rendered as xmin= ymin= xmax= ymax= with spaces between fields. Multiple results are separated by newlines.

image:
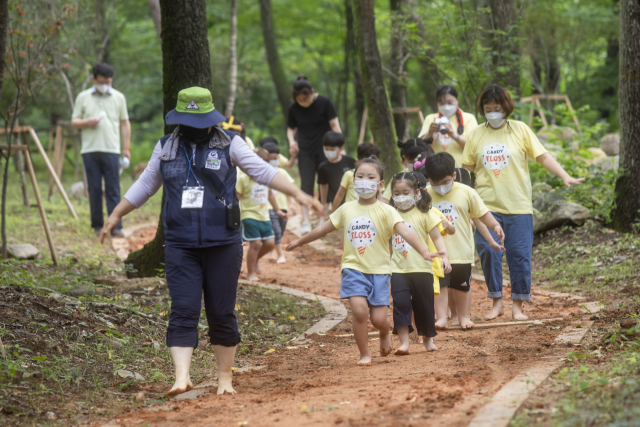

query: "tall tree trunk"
xmin=407 ymin=0 xmax=438 ymax=116
xmin=147 ymin=0 xmax=162 ymax=39
xmin=389 ymin=0 xmax=408 ymax=141
xmin=352 ymin=0 xmax=401 ymax=177
xmin=346 ymin=0 xmax=364 ymax=143
xmin=487 ymin=0 xmax=520 ymax=93
xmin=259 ymin=0 xmax=290 ymax=121
xmin=342 ymin=0 xmax=352 ymax=144
xmin=126 ymin=0 xmax=212 ymax=277
xmin=225 ymin=0 xmax=238 ymax=118
xmin=0 ymin=0 xmax=8 ymax=258
xmin=611 ymin=0 xmax=640 ymax=232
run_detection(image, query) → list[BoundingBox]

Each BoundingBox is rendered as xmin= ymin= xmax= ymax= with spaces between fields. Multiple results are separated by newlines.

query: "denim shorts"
xmin=340 ymin=268 xmax=391 ymax=306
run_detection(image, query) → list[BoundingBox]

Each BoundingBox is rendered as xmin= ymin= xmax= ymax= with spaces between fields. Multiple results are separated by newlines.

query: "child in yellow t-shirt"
xmin=236 ymin=148 xmax=287 ymax=281
xmin=331 ymin=142 xmax=380 ymax=210
xmin=287 ymin=158 xmax=443 ymax=366
xmin=389 ymin=172 xmax=451 ymax=355
xmin=258 ymin=136 xmax=296 ymax=169
xmin=426 ymin=152 xmax=505 ymax=330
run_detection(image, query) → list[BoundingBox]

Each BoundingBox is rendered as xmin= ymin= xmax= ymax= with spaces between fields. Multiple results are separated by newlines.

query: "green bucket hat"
xmin=165 ymin=87 xmax=226 ymax=128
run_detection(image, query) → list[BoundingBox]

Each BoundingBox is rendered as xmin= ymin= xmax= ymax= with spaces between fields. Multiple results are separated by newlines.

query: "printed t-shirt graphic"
xmin=236 ymin=172 xmax=270 ymax=221
xmin=482 ymin=142 xmax=511 ymax=178
xmin=347 ymin=216 xmax=377 ymax=257
xmin=433 ymin=200 xmax=459 ymax=226
xmin=391 ymin=207 xmax=441 ymax=275
xmin=429 ymin=182 xmax=489 ymax=264
xmin=330 ymin=200 xmax=404 ymax=274
xmin=461 ymin=119 xmax=547 ymax=214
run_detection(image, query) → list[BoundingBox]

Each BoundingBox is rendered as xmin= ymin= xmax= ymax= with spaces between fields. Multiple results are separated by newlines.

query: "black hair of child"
xmin=323 ymin=131 xmax=345 ymax=147
xmin=259 ymin=136 xmax=278 ymax=147
xmin=389 ymin=172 xmax=432 ymax=214
xmin=413 ymin=170 xmax=428 ymax=189
xmin=397 ymin=138 xmax=428 ymax=162
xmin=454 ymin=168 xmax=476 ymax=188
xmin=356 ymin=142 xmax=380 ymax=160
xmin=93 ymin=63 xmax=114 ymax=78
xmin=354 ymin=156 xmax=384 ymax=181
xmin=263 ymin=142 xmax=280 ymax=155
xmin=424 ymin=152 xmax=455 ymax=182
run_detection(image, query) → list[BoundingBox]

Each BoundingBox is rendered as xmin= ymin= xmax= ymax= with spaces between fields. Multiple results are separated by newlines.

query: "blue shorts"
xmin=241 ymin=218 xmax=275 ymax=242
xmin=340 ymin=268 xmax=390 ymax=306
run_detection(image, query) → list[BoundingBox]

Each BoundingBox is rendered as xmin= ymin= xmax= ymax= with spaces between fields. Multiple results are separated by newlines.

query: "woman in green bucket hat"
xmin=101 ymin=87 xmax=322 ymax=396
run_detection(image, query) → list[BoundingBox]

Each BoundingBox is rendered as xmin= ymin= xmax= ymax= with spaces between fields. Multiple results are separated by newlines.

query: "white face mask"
xmin=324 ymin=149 xmax=339 ymax=160
xmin=438 ymin=104 xmax=457 ymax=118
xmin=393 ymin=194 xmax=416 ymax=210
xmin=432 ymin=181 xmax=454 ymax=196
xmin=95 ymin=83 xmax=110 ymax=94
xmin=354 ymin=179 xmax=379 ymax=199
xmin=269 ymin=159 xmax=279 ymax=168
xmin=485 ymin=112 xmax=505 ymax=128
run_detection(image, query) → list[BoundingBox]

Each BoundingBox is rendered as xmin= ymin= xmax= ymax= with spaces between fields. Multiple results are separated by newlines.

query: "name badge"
xmin=206 ymin=151 xmax=221 ymax=170
xmin=182 ymin=186 xmax=204 ymax=209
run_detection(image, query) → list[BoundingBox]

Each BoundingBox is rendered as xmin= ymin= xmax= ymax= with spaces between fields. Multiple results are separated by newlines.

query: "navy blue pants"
xmin=474 ymin=212 xmax=533 ymax=301
xmin=391 ymin=272 xmax=437 ymax=338
xmin=82 ymin=152 xmax=122 ymax=230
xmin=165 ymin=242 xmax=243 ymax=348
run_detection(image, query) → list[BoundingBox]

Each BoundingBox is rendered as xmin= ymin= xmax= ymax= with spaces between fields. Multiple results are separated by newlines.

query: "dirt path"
xmin=110 ymin=231 xmax=582 ymax=427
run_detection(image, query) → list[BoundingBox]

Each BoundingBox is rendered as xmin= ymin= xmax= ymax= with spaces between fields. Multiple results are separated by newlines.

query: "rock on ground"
xmin=600 ymin=133 xmax=619 ymax=156
xmin=68 ymin=181 xmax=86 ymax=199
xmin=532 ymin=190 xmax=590 ymax=234
xmin=7 ymin=244 xmax=39 ymax=259
xmin=595 ymin=155 xmax=619 ymax=172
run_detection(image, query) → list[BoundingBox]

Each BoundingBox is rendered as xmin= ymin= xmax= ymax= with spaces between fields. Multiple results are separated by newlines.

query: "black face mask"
xmin=179 ymin=125 xmax=213 ymax=145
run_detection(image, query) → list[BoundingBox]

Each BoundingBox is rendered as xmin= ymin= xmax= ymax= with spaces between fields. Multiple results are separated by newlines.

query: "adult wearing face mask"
xmin=462 ymin=84 xmax=584 ymax=321
xmin=287 ymin=75 xmax=342 ymax=235
xmin=71 ymin=63 xmax=131 ymax=237
xmin=99 ymin=87 xmax=322 ymax=397
xmin=418 ymin=85 xmax=478 ymax=167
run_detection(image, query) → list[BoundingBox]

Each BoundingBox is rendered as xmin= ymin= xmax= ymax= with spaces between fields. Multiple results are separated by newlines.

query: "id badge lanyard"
xmin=181 ymin=142 xmax=204 ymax=209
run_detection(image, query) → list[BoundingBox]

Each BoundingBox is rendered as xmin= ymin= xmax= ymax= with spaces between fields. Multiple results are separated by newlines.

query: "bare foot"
xmin=246 ymin=274 xmax=260 ymax=282
xmin=393 ymin=348 xmax=410 ymax=356
xmin=484 ymin=298 xmax=504 ymax=321
xmin=165 ymin=378 xmax=193 ymax=397
xmin=447 ymin=307 xmax=452 ymax=319
xmin=512 ymin=300 xmax=528 ymax=320
xmin=409 ymin=328 xmax=419 ymax=343
xmin=271 ymin=250 xmax=278 ymax=260
xmin=357 ymin=355 xmax=372 ymax=366
xmin=255 ymin=263 xmax=262 ymax=274
xmin=276 ymin=256 xmax=286 ymax=264
xmin=451 ymin=316 xmax=460 ymax=327
xmin=379 ymin=332 xmax=393 ymax=357
xmin=435 ymin=320 xmax=448 ymax=330
xmin=423 ymin=338 xmax=438 ymax=351
xmin=217 ymin=371 xmax=236 ymax=395
xmin=459 ymin=317 xmax=475 ymax=330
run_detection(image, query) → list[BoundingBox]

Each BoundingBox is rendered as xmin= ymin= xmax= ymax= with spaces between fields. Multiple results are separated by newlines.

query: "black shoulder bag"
xmin=192 ymin=167 xmax=241 ymax=230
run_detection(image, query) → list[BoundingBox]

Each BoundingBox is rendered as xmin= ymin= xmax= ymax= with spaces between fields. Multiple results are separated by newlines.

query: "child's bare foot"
xmin=356 ymin=354 xmax=372 ymax=366
xmin=217 ymin=371 xmax=236 ymax=395
xmin=165 ymin=378 xmax=193 ymax=397
xmin=408 ymin=328 xmax=419 ymax=343
xmin=246 ymin=274 xmax=260 ymax=282
xmin=276 ymin=256 xmax=286 ymax=264
xmin=379 ymin=332 xmax=393 ymax=357
xmin=459 ymin=317 xmax=475 ymax=330
xmin=484 ymin=298 xmax=504 ymax=320
xmin=451 ymin=316 xmax=460 ymax=326
xmin=435 ymin=319 xmax=448 ymax=330
xmin=255 ymin=263 xmax=262 ymax=274
xmin=512 ymin=300 xmax=528 ymax=320
xmin=393 ymin=348 xmax=410 ymax=356
xmin=423 ymin=338 xmax=438 ymax=351
xmin=271 ymin=250 xmax=278 ymax=260
xmin=447 ymin=307 xmax=452 ymax=319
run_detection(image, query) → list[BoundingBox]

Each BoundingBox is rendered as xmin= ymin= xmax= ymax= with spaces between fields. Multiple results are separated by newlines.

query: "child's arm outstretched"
xmin=476 ymin=212 xmax=505 ymax=242
xmin=331 ymin=187 xmax=347 ymax=213
xmin=394 ymin=222 xmax=445 ymax=262
xmin=429 ymin=227 xmax=452 ymax=274
xmin=473 ymin=217 xmax=505 ymax=252
xmin=286 ymin=220 xmax=337 ymax=251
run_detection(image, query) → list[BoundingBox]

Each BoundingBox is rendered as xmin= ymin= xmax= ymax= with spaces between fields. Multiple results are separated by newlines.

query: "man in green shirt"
xmin=71 ymin=63 xmax=131 ymax=237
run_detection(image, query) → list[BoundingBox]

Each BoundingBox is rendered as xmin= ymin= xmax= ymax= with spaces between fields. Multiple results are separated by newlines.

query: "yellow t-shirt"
xmin=429 ymin=182 xmax=489 ymax=264
xmin=339 ymin=170 xmax=357 ymax=203
xmin=236 ymin=172 xmax=270 ymax=222
xmin=391 ymin=207 xmax=442 ymax=274
xmin=418 ymin=111 xmax=478 ymax=167
xmin=462 ymin=120 xmax=547 ymax=214
xmin=267 ymin=168 xmax=294 ymax=211
xmin=245 ymin=136 xmax=256 ymax=150
xmin=330 ymin=200 xmax=404 ymax=275
xmin=278 ymin=154 xmax=289 ymax=168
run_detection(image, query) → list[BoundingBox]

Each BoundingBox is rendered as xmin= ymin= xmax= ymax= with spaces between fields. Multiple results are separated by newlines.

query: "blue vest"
xmin=160 ymin=130 xmax=241 ymax=248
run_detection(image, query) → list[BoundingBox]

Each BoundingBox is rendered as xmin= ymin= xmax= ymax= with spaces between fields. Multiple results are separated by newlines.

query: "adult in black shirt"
xmin=317 ymin=131 xmax=355 ymax=214
xmin=287 ymin=75 xmax=341 ymax=234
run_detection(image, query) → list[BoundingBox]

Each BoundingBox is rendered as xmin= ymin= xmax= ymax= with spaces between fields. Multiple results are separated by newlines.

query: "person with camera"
xmin=99 ymin=87 xmax=322 ymax=397
xmin=418 ymin=85 xmax=478 ymax=167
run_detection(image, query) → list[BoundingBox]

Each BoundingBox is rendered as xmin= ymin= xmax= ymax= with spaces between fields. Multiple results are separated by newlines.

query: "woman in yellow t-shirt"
xmin=287 ymin=158 xmax=442 ymax=366
xmin=462 ymin=85 xmax=584 ymax=321
xmin=389 ymin=172 xmax=451 ymax=355
xmin=418 ymin=85 xmax=478 ymax=167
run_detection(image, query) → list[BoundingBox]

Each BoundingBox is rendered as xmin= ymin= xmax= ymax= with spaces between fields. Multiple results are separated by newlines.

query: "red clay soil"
xmin=110 ymin=230 xmax=581 ymax=427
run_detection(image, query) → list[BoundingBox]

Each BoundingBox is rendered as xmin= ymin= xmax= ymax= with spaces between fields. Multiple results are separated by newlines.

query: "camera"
xmin=434 ymin=116 xmax=450 ymax=133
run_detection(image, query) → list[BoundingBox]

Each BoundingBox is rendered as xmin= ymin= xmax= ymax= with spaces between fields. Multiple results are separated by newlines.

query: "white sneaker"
xmin=301 ymin=221 xmax=312 ymax=235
